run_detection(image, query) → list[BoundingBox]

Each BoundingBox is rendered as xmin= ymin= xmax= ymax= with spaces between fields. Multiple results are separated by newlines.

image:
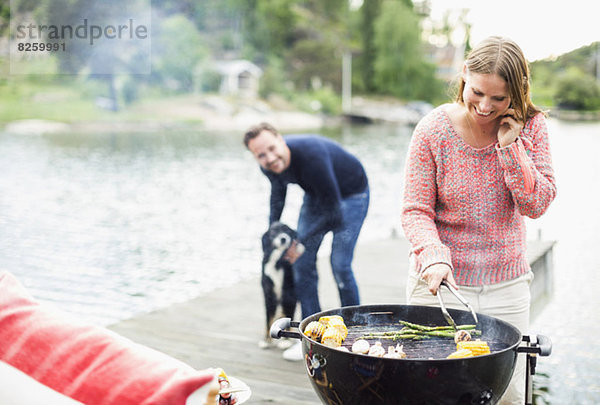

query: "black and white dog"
xmin=259 ymin=221 xmax=304 ymax=349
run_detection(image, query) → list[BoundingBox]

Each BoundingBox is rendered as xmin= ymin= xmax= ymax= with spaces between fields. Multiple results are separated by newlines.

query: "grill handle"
xmin=517 ymin=334 xmax=552 ymax=356
xmin=518 ymin=334 xmax=552 ymax=405
xmin=270 ymin=317 xmax=303 ymax=340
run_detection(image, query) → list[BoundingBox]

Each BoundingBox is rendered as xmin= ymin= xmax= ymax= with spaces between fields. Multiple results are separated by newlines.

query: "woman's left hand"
xmin=497 ymin=108 xmax=523 ymax=147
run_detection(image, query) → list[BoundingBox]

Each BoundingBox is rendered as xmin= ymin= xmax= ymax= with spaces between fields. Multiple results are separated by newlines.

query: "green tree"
xmin=153 ymin=14 xmax=207 ymax=91
xmin=4 ymin=0 xmax=39 ymax=32
xmin=236 ymin=0 xmax=350 ymax=99
xmin=282 ymin=0 xmax=348 ymax=92
xmin=554 ymin=66 xmax=600 ymax=111
xmin=258 ymin=55 xmax=288 ymax=98
xmin=240 ymin=0 xmax=297 ymax=59
xmin=373 ymin=0 xmax=443 ymax=102
xmin=33 ymin=0 xmax=98 ymax=73
xmin=531 ymin=42 xmax=600 ymax=109
xmin=287 ymin=38 xmax=342 ymax=91
xmin=20 ymin=0 xmax=150 ymax=76
xmin=0 ymin=0 xmax=9 ymax=36
xmin=358 ymin=0 xmax=381 ymax=92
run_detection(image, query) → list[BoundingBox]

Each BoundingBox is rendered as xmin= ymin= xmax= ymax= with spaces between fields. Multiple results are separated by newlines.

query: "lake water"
xmin=1 ymin=118 xmax=598 ymax=404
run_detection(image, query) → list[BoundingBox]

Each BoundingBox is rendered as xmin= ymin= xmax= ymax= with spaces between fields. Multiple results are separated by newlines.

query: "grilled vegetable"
xmin=398 ymin=320 xmax=477 ymax=332
xmin=351 ymin=339 xmax=370 ymax=354
xmin=318 ymin=315 xmax=344 ymax=325
xmin=383 ymin=344 xmax=407 ymax=359
xmin=367 ymin=341 xmax=386 ymax=357
xmin=309 ymin=315 xmax=349 ymax=347
xmin=326 ymin=317 xmax=348 ymax=340
xmin=322 ymin=326 xmax=344 ymax=348
xmin=457 ymin=340 xmax=491 ymax=356
xmin=454 ymin=329 xmax=472 ymax=343
xmin=304 ymin=321 xmax=326 ymax=341
xmin=359 ymin=320 xmax=481 ymax=341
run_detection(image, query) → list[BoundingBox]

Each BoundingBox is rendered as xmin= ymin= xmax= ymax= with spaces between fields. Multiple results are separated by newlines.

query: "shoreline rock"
xmin=2 ymin=95 xmax=328 ymax=134
xmin=548 ymin=109 xmax=600 ymax=122
xmin=4 ymin=119 xmax=71 ymax=135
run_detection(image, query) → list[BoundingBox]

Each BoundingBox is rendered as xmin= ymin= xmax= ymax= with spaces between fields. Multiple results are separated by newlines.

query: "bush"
xmin=289 ymin=87 xmax=342 ymax=116
xmin=554 ymin=67 xmax=600 ymax=111
xmin=308 ymin=87 xmax=342 ymax=115
xmin=197 ymin=69 xmax=222 ymax=93
xmin=258 ymin=56 xmax=290 ymax=99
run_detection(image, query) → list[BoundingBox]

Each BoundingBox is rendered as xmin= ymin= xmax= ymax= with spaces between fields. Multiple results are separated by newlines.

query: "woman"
xmin=401 ymin=36 xmax=556 ymax=404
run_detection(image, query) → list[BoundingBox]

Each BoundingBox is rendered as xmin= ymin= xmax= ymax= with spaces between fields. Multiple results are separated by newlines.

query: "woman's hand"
xmin=497 ymin=108 xmax=524 ymax=147
xmin=421 ymin=263 xmax=458 ymax=295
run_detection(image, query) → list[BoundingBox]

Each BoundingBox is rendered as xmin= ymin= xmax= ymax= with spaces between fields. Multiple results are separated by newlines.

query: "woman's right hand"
xmin=420 ymin=263 xmax=458 ymax=295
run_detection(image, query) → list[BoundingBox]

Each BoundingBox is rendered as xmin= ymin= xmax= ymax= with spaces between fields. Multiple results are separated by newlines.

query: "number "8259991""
xmin=17 ymin=42 xmax=66 ymax=52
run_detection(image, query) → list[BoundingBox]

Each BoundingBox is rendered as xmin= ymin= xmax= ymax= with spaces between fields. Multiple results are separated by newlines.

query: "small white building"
xmin=213 ymin=60 xmax=263 ymax=99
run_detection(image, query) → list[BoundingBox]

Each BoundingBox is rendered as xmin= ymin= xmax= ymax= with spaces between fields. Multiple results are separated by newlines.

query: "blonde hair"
xmin=455 ymin=36 xmax=542 ymax=121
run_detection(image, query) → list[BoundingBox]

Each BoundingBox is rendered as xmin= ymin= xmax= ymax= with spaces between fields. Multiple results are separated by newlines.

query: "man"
xmin=244 ymin=122 xmax=369 ymax=361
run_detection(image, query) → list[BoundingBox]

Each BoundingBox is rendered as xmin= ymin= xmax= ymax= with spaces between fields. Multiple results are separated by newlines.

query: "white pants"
xmin=406 ymin=269 xmax=534 ymax=405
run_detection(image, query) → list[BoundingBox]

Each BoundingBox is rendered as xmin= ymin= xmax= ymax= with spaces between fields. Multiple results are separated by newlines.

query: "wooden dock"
xmin=108 ymin=238 xmax=554 ymax=405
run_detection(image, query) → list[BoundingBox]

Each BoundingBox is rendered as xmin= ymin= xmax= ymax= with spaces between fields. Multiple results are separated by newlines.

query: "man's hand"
xmin=420 ymin=263 xmax=458 ymax=295
xmin=283 ymin=240 xmax=305 ymax=264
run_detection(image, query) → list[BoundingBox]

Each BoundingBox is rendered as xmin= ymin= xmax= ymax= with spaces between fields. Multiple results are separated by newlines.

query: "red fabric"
xmin=0 ymin=271 xmax=214 ymax=405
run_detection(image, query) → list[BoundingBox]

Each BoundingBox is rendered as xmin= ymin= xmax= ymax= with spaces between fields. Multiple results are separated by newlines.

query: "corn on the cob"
xmin=321 ymin=326 xmax=344 ymax=348
xmin=304 ymin=321 xmax=326 ymax=341
xmin=326 ymin=317 xmax=348 ymax=340
xmin=456 ymin=340 xmax=491 ymax=356
xmin=447 ymin=348 xmax=474 ymax=359
xmin=318 ymin=315 xmax=344 ymax=326
xmin=217 ymin=368 xmax=229 ymax=383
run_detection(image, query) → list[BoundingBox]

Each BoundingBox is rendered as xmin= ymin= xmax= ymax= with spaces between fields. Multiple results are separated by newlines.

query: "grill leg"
xmin=524 ymin=353 xmax=538 ymax=405
xmin=519 ymin=334 xmax=551 ymax=405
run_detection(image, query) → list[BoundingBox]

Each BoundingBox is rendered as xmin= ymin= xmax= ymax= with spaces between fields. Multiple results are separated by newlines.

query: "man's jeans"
xmin=295 ymin=187 xmax=369 ymax=318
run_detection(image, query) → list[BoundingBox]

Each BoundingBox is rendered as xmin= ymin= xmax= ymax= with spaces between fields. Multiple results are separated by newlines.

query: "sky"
xmin=426 ymin=0 xmax=599 ymax=61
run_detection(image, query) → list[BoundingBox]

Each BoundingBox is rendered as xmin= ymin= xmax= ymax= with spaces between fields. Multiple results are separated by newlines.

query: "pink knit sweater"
xmin=401 ymin=106 xmax=556 ymax=285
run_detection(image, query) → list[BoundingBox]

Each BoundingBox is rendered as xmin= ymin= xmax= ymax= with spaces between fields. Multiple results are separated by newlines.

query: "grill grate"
xmin=341 ymin=324 xmax=507 ymax=359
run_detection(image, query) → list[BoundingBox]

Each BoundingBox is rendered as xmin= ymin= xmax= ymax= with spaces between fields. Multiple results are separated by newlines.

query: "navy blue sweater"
xmin=262 ymin=135 xmax=368 ymax=240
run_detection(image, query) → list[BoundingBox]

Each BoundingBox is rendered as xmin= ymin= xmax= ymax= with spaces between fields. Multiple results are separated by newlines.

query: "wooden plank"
xmin=108 ymin=237 xmax=553 ymax=405
xmin=527 ymin=240 xmax=556 ymax=320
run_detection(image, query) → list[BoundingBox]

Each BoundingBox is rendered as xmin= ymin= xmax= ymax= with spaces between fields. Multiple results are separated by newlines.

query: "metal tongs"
xmin=436 ymin=280 xmax=478 ymax=330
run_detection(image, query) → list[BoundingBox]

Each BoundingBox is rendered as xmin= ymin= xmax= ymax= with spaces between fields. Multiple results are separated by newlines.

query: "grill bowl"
xmin=283 ymin=304 xmax=523 ymax=405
